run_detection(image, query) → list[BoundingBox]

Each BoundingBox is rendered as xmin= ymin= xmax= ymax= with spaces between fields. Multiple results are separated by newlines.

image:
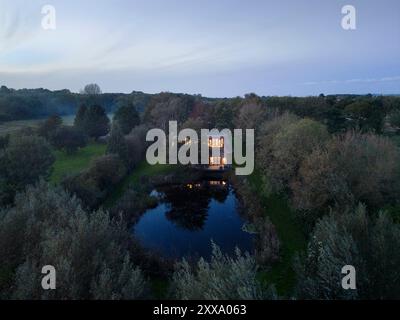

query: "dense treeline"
xmin=0 ymin=85 xmax=150 ymax=122
xmin=3 ymin=84 xmax=399 ymax=135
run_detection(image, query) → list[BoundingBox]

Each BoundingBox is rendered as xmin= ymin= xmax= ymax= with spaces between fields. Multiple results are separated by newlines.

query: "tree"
xmin=0 ymin=135 xmax=55 ymax=205
xmin=0 ymin=182 xmax=148 ymax=299
xmin=257 ymin=115 xmax=329 ymax=193
xmin=295 ymin=204 xmax=400 ymax=299
xmin=81 ymin=83 xmax=102 ymax=95
xmin=236 ymin=103 xmax=266 ymax=130
xmin=107 ymin=124 xmax=129 ymax=164
xmin=388 ymin=109 xmax=400 ymax=129
xmin=52 ymin=126 xmax=87 ymax=154
xmin=143 ymin=93 xmax=195 ymax=131
xmin=170 ymin=242 xmax=276 ymax=300
xmin=345 ymin=99 xmax=385 ymax=133
xmin=83 ymin=105 xmax=110 ymax=139
xmin=291 ymin=131 xmax=400 ymax=215
xmin=113 ymin=102 xmax=140 ymax=134
xmin=0 ymin=134 xmax=9 ymax=149
xmin=74 ymin=104 xmax=88 ymax=130
xmin=125 ymin=125 xmax=148 ymax=169
xmin=212 ymin=101 xmax=235 ymax=129
xmin=38 ymin=115 xmax=63 ymax=141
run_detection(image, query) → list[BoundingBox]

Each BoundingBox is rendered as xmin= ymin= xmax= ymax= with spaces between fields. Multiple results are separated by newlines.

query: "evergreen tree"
xmin=74 ymin=104 xmax=88 ymax=131
xmin=113 ymin=102 xmax=140 ymax=135
xmin=74 ymin=104 xmax=110 ymax=138
xmin=107 ymin=124 xmax=128 ymax=164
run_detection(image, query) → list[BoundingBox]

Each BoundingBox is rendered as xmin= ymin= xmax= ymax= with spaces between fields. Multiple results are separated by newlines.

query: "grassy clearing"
xmin=248 ymin=171 xmax=306 ymax=297
xmin=103 ymin=161 xmax=175 ymax=208
xmin=50 ymin=142 xmax=106 ymax=184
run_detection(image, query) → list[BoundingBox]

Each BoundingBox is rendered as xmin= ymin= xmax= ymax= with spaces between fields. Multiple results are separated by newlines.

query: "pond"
xmin=133 ymin=180 xmax=254 ymax=260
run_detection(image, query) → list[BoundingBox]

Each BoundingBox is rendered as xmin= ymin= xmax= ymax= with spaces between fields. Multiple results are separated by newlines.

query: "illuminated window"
xmin=208 ymin=137 xmax=224 ymax=148
xmin=209 ymin=156 xmax=222 ymax=165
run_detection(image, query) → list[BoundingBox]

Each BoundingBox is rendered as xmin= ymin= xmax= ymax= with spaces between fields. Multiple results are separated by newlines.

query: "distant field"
xmin=50 ymin=142 xmax=106 ymax=184
xmin=0 ymin=114 xmax=113 ymax=136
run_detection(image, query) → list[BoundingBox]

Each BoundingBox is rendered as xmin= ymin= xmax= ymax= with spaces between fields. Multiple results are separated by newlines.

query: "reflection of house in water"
xmin=186 ymin=180 xmax=227 ymax=189
xmin=159 ymin=180 xmax=229 ymax=230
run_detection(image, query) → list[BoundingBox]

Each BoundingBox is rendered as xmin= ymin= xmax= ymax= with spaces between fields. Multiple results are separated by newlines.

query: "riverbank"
xmin=247 ymin=171 xmax=306 ymax=297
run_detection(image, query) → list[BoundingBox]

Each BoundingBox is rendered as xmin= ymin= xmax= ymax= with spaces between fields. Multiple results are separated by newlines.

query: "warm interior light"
xmin=208 ymin=137 xmax=224 ymax=148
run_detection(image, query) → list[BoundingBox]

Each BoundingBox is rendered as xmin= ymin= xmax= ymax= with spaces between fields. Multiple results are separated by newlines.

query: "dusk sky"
xmin=0 ymin=0 xmax=399 ymax=97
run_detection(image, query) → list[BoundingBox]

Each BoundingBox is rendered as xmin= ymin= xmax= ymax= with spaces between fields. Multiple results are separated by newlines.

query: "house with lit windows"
xmin=206 ymin=134 xmax=231 ymax=171
xmin=179 ymin=133 xmax=232 ymax=172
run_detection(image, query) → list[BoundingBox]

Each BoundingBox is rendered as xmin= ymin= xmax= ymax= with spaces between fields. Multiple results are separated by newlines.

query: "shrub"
xmin=37 ymin=115 xmax=62 ymax=141
xmin=125 ymin=124 xmax=148 ymax=169
xmin=52 ymin=126 xmax=87 ymax=154
xmin=107 ymin=124 xmax=129 ymax=165
xmin=388 ymin=109 xmax=400 ymax=129
xmin=295 ymin=204 xmax=400 ymax=299
xmin=62 ymin=154 xmax=127 ymax=208
xmin=110 ymin=182 xmax=157 ymax=224
xmin=0 ymin=135 xmax=54 ymax=205
xmin=254 ymin=217 xmax=280 ymax=265
xmin=0 ymin=182 xmax=148 ymax=299
xmin=170 ymin=242 xmax=276 ymax=300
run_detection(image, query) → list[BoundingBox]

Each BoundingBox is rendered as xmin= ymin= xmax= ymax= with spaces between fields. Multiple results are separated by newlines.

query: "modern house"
xmin=206 ymin=134 xmax=231 ymax=171
xmin=178 ymin=132 xmax=232 ymax=172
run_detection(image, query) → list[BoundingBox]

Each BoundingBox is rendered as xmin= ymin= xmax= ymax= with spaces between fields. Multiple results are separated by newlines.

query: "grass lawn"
xmin=248 ymin=171 xmax=307 ymax=297
xmin=50 ymin=142 xmax=106 ymax=184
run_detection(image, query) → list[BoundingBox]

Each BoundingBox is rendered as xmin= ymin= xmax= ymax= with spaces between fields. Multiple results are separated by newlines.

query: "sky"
xmin=0 ymin=0 xmax=399 ymax=97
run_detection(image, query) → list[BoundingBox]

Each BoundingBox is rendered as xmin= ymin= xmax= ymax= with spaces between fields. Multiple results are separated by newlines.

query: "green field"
xmin=50 ymin=142 xmax=106 ymax=183
xmin=0 ymin=114 xmax=113 ymax=136
xmin=0 ymin=115 xmax=75 ymax=136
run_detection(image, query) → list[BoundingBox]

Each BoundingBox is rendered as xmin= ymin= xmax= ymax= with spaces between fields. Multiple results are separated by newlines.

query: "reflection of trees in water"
xmin=159 ymin=181 xmax=230 ymax=231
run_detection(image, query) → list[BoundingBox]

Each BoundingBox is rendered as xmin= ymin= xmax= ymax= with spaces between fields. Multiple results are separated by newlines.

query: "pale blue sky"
xmin=0 ymin=0 xmax=399 ymax=96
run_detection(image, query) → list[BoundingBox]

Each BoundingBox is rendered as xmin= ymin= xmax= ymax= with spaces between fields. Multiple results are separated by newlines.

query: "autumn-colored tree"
xmin=291 ymin=131 xmax=400 ymax=214
xmin=38 ymin=115 xmax=63 ymax=141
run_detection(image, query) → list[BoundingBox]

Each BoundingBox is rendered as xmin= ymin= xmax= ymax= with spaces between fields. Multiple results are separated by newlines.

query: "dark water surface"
xmin=133 ymin=181 xmax=254 ymax=259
